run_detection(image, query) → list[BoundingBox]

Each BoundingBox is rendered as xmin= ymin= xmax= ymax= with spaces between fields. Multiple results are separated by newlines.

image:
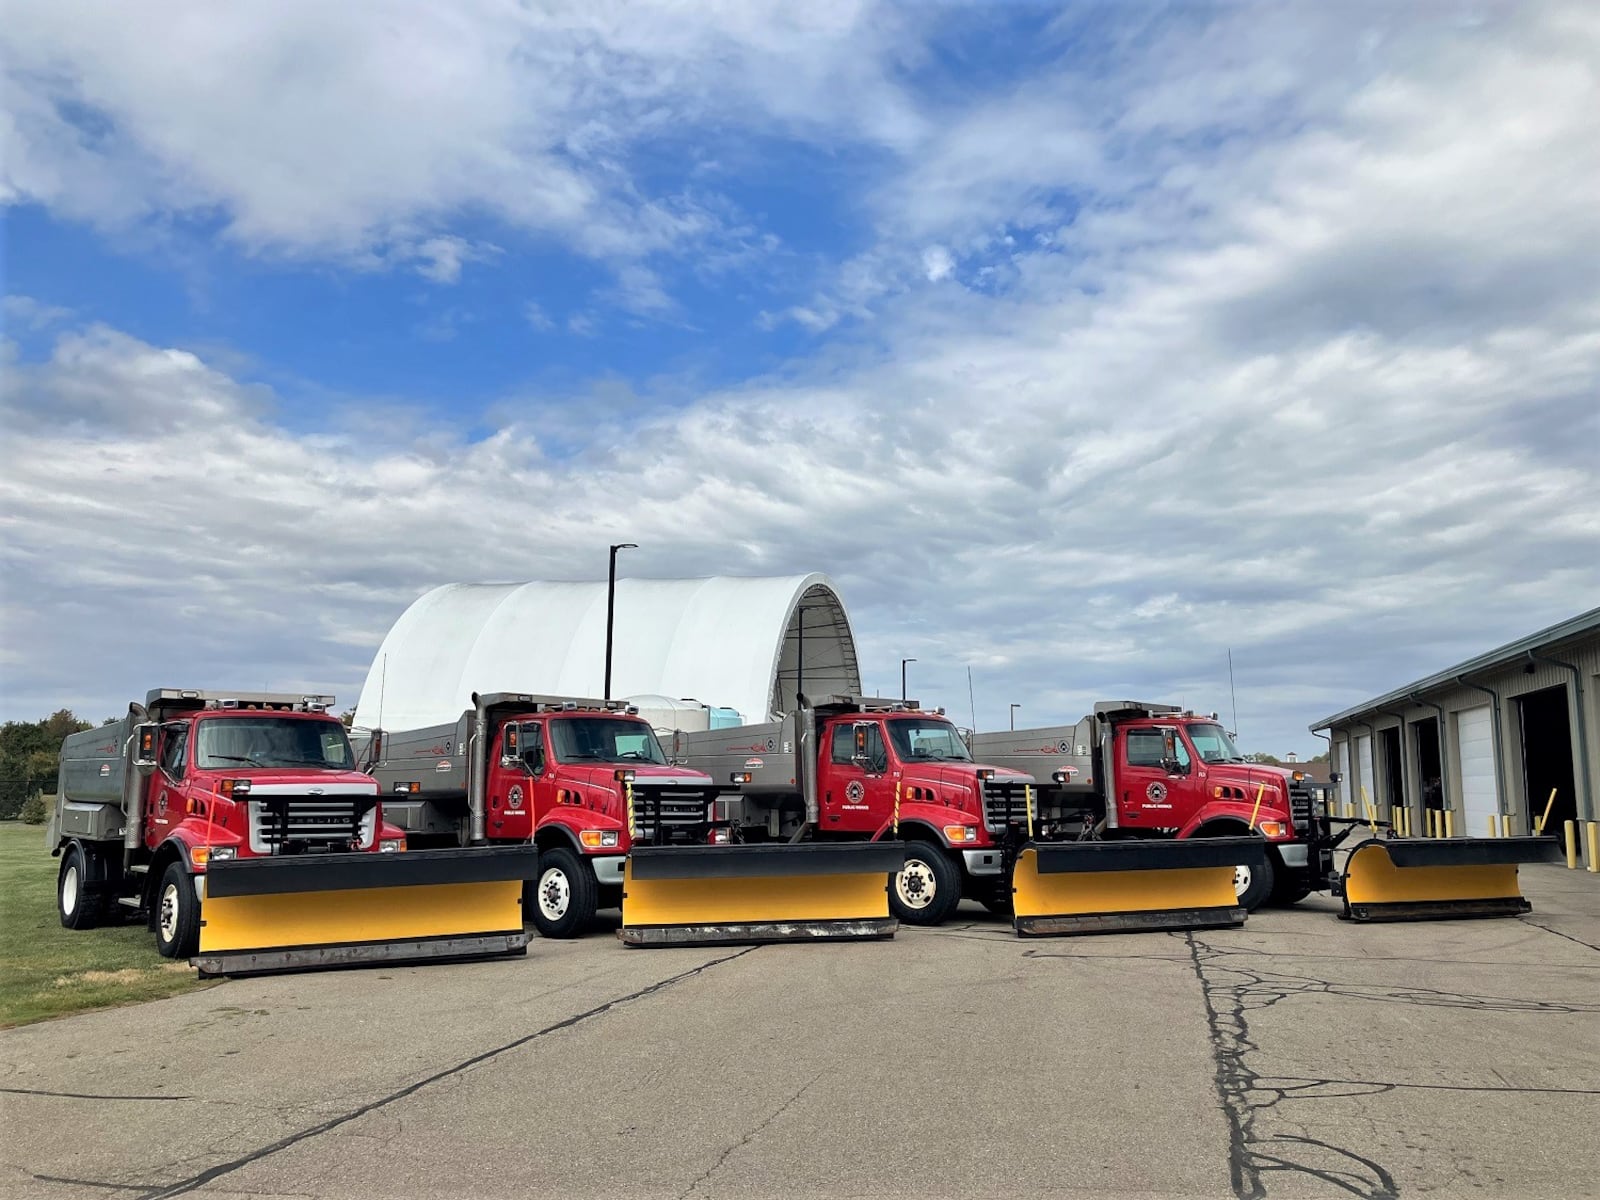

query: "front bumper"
xmin=962 ymin=848 xmax=1003 ymax=877
xmin=592 ymin=854 xmax=626 ymax=885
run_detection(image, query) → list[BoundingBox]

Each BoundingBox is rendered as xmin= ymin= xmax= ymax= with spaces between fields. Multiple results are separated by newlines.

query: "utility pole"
xmin=604 ymin=542 xmax=638 ymax=699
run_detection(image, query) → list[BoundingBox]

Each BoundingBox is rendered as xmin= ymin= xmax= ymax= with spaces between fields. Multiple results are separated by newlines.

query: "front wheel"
xmin=1232 ymin=854 xmax=1275 ymax=912
xmin=154 ymin=862 xmax=200 ymax=959
xmin=527 ymin=846 xmax=598 ymax=939
xmin=58 ymin=845 xmax=103 ymax=930
xmin=890 ymin=841 xmax=961 ymax=926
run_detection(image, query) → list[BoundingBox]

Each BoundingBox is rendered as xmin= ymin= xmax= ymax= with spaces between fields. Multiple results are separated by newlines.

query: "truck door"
xmin=822 ymin=722 xmax=889 ymax=833
xmin=149 ymin=724 xmax=189 ymax=842
xmin=1117 ymin=725 xmax=1188 ymax=831
xmin=488 ymin=721 xmax=539 ymax=842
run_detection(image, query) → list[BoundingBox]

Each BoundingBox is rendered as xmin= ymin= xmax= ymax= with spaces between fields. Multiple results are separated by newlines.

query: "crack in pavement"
xmin=1187 ymin=931 xmax=1400 ymax=1200
xmin=0 ymin=1087 xmax=191 ymax=1101
xmin=1520 ymin=916 xmax=1600 ymax=954
xmin=30 ymin=1175 xmax=150 ymax=1193
xmin=74 ymin=948 xmax=759 ymax=1200
xmin=677 ymin=1068 xmax=827 ymax=1199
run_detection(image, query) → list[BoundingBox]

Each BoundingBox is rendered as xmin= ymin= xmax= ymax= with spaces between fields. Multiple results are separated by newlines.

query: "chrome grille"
xmin=981 ymin=782 xmax=1033 ymax=834
xmin=1288 ymin=781 xmax=1315 ymax=832
xmin=250 ymin=797 xmax=369 ymax=851
xmin=631 ymin=788 xmax=713 ymax=839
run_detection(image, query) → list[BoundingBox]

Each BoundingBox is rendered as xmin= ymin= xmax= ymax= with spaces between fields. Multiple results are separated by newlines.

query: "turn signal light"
xmin=1256 ymin=821 xmax=1289 ymax=839
xmin=220 ymin=778 xmax=251 ymax=796
xmin=614 ymin=769 xmax=636 ymax=783
xmin=975 ymin=768 xmax=995 ymax=781
xmin=729 ymin=772 xmax=752 ymax=784
xmin=580 ymin=830 xmax=621 ymax=848
xmin=943 ymin=824 xmax=978 ymax=844
xmin=394 ymin=781 xmax=421 ymax=794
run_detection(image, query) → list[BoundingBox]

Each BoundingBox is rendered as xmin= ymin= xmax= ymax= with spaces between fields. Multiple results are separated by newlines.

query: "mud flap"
xmin=1339 ymin=836 xmax=1562 ymax=922
xmin=1012 ymin=837 xmax=1266 ymax=936
xmin=194 ymin=845 xmax=538 ymax=977
xmin=620 ymin=842 xmax=903 ymax=947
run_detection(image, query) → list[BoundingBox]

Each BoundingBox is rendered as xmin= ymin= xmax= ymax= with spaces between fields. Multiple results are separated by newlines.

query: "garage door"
xmin=1357 ymin=735 xmax=1375 ymax=813
xmin=1456 ymin=705 xmax=1497 ymax=836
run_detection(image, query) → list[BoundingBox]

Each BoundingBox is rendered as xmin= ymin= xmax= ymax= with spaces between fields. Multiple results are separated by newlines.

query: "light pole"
xmin=900 ymin=658 xmax=916 ymax=703
xmin=604 ymin=543 xmax=637 ymax=699
xmin=1010 ymin=703 xmax=1021 ymax=731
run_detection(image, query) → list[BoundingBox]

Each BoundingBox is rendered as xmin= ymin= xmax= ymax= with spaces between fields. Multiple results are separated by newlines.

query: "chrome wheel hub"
xmin=537 ymin=867 xmax=570 ymax=921
xmin=896 ymin=859 xmax=937 ymax=910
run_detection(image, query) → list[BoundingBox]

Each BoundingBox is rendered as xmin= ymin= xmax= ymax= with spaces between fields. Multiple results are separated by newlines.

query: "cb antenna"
xmin=1227 ymin=648 xmax=1239 ymax=737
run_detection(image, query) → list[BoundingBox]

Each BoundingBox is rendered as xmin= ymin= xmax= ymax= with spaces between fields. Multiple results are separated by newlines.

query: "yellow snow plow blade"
xmin=620 ymin=842 xmax=903 ymax=946
xmin=1339 ymin=836 xmax=1561 ymax=921
xmin=1012 ymin=837 xmax=1267 ymax=936
xmin=195 ymin=845 xmax=538 ymax=977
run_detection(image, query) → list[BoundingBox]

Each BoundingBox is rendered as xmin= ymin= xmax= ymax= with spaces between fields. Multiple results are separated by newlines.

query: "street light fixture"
xmin=604 ymin=543 xmax=638 ymax=699
xmin=900 ymin=658 xmax=916 ymax=703
xmin=1010 ymin=703 xmax=1021 ymax=731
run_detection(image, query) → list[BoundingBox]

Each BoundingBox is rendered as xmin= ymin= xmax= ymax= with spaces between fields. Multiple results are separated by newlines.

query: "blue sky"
xmin=3 ymin=1 xmax=1598 ymax=752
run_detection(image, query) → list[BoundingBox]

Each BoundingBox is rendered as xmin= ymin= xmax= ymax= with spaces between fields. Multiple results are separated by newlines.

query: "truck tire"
xmin=1269 ymin=875 xmax=1313 ymax=907
xmin=1232 ymin=854 xmax=1274 ymax=912
xmin=58 ymin=844 xmax=103 ymax=930
xmin=527 ymin=846 xmax=597 ymax=939
xmin=154 ymin=862 xmax=200 ymax=959
xmin=890 ymin=841 xmax=961 ymax=926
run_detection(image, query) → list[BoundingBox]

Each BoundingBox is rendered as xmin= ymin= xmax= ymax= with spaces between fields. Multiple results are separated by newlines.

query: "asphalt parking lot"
xmin=3 ymin=865 xmax=1598 ymax=1200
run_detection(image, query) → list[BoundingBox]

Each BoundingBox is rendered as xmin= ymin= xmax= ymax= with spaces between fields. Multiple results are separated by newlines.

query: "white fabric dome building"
xmin=352 ymin=574 xmax=860 ymax=731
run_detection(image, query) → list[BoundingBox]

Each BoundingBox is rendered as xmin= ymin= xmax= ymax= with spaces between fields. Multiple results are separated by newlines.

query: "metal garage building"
xmin=1311 ymin=608 xmax=1598 ymax=837
xmin=351 ymin=574 xmax=860 ymax=732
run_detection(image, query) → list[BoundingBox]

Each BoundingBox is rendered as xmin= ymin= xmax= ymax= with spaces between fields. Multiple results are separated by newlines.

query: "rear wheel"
xmin=528 ymin=846 xmax=597 ymax=939
xmin=154 ymin=862 xmax=199 ymax=959
xmin=58 ymin=845 xmax=103 ymax=930
xmin=890 ymin=841 xmax=961 ymax=925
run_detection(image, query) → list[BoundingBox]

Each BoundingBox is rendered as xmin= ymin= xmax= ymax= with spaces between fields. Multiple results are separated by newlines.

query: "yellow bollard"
xmin=1502 ymin=815 xmax=1512 ymax=837
xmin=1565 ymin=820 xmax=1578 ymax=870
xmin=1445 ymin=809 xmax=1455 ymax=838
xmin=1361 ymin=786 xmax=1378 ymax=837
xmin=1537 ymin=788 xmax=1558 ymax=835
xmin=1488 ymin=813 xmax=1499 ymax=839
xmin=1425 ymin=810 xmax=1435 ymax=838
xmin=1587 ymin=822 xmax=1599 ymax=873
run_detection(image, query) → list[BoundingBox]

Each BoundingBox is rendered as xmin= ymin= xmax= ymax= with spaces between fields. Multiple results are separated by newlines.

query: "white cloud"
xmin=3 ymin=4 xmax=1597 ymax=754
xmin=1 ymin=0 xmax=924 ymax=268
xmin=522 ymin=302 xmax=555 ymax=332
xmin=920 ymin=245 xmax=954 ymax=283
xmin=3 ymin=294 xmax=74 ymax=329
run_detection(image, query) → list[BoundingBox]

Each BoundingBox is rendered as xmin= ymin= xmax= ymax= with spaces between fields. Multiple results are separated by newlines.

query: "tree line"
xmin=0 ymin=710 xmax=103 ymax=821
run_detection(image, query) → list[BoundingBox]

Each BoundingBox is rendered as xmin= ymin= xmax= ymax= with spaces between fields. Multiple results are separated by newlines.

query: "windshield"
xmin=196 ymin=717 xmax=354 ymax=769
xmin=549 ymin=717 xmax=668 ymax=765
xmin=885 ymin=718 xmax=973 ymax=762
xmin=1186 ymin=723 xmax=1243 ymax=763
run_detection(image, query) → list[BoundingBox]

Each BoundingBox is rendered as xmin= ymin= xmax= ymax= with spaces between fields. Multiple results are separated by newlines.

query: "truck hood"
xmin=560 ymin=763 xmax=715 ymax=789
xmin=1204 ymin=762 xmax=1292 ymax=791
xmin=200 ymin=767 xmax=378 ymax=793
xmin=904 ymin=763 xmax=1034 ymax=789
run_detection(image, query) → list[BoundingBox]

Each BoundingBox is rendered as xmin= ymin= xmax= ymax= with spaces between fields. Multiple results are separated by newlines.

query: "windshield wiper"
xmin=206 ymin=754 xmax=256 ymax=764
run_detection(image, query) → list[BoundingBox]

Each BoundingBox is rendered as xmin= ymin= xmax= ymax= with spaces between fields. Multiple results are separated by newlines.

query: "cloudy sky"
xmin=3 ymin=1 xmax=1597 ymax=753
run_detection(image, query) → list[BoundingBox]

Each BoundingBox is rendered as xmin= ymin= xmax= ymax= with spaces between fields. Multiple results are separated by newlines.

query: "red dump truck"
xmin=970 ymin=701 xmax=1329 ymax=908
xmin=666 ymin=694 xmax=1035 ymax=924
xmin=50 ymin=689 xmax=536 ymax=975
xmin=360 ymin=694 xmax=719 ymax=937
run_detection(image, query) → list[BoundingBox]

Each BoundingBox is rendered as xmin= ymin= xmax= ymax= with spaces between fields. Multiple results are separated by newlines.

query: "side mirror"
xmin=499 ymin=723 xmax=524 ymax=769
xmin=132 ymin=723 xmax=159 ymax=772
xmin=851 ymin=722 xmax=873 ymax=768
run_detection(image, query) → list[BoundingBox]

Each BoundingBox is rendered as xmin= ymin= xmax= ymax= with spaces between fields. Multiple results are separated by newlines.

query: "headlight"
xmin=191 ymin=845 xmax=235 ymax=866
xmin=943 ymin=824 xmax=978 ymax=844
xmin=580 ymin=830 xmax=620 ymax=848
xmin=1256 ymin=821 xmax=1289 ymax=839
xmin=380 ymin=838 xmax=405 ymax=853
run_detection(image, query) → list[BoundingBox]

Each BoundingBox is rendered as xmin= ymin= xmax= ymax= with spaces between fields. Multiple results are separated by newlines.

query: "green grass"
xmin=0 ymin=822 xmax=211 ymax=1027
